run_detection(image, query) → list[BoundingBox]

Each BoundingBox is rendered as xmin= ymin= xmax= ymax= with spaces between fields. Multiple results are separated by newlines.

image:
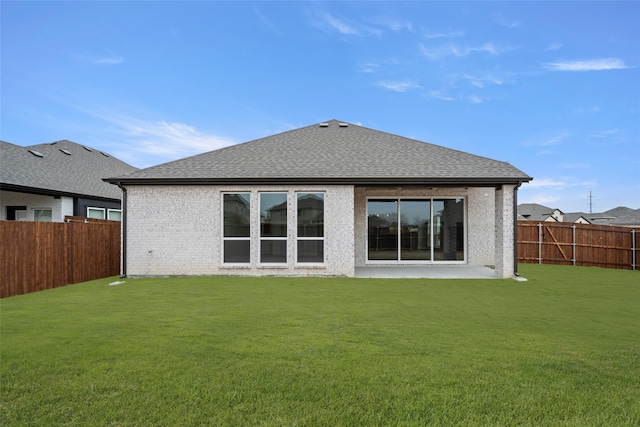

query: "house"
xmin=106 ymin=120 xmax=532 ymax=278
xmin=518 ymin=203 xmax=640 ymax=227
xmin=517 ymin=203 xmax=565 ymax=222
xmin=1 ymin=140 xmax=138 ymax=222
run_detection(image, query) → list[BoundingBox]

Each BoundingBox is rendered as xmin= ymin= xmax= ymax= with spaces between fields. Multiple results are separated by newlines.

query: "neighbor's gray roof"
xmin=1 ymin=140 xmax=138 ymax=200
xmin=106 ymin=119 xmax=532 ymax=186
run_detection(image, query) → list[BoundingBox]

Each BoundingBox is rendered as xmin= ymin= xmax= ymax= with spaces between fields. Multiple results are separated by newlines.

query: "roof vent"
xmin=319 ymin=122 xmax=329 ymax=127
xmin=83 ymin=146 xmax=93 ymax=152
xmin=100 ymin=151 xmax=110 ymax=157
xmin=28 ymin=149 xmax=44 ymax=158
xmin=338 ymin=122 xmax=349 ymax=127
xmin=59 ymin=149 xmax=71 ymax=155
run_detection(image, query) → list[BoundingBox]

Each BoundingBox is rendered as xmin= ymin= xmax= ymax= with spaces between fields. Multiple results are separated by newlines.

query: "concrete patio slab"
xmin=354 ymin=265 xmax=498 ymax=279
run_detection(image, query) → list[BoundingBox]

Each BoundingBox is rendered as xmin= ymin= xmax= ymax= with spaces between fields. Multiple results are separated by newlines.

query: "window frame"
xmin=33 ymin=208 xmax=53 ymax=222
xmin=107 ymin=209 xmax=122 ymax=221
xmin=295 ymin=192 xmax=326 ymax=265
xmin=222 ymin=192 xmax=252 ymax=265
xmin=87 ymin=207 xmax=106 ymax=219
xmin=366 ymin=196 xmax=466 ymax=264
xmin=259 ymin=192 xmax=288 ymax=265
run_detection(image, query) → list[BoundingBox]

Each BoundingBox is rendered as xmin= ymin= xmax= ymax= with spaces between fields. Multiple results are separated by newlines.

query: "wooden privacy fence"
xmin=0 ymin=217 xmax=120 ymax=298
xmin=518 ymin=221 xmax=638 ymax=271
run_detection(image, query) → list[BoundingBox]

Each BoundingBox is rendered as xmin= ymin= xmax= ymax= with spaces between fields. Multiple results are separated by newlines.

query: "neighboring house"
xmin=1 ymin=140 xmax=138 ymax=222
xmin=106 ymin=119 xmax=532 ymax=278
xmin=518 ymin=204 xmax=640 ymax=227
xmin=517 ymin=203 xmax=564 ymax=222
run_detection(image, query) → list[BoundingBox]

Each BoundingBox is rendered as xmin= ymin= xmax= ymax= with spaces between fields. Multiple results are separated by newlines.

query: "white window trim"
xmin=221 ymin=192 xmax=251 ymax=265
xmin=295 ymin=192 xmax=326 ymax=266
xmin=33 ymin=207 xmax=53 ymax=222
xmin=107 ymin=209 xmax=122 ymax=221
xmin=259 ymin=192 xmax=288 ymax=266
xmin=366 ymin=196 xmax=467 ymax=265
xmin=87 ymin=207 xmax=106 ymax=219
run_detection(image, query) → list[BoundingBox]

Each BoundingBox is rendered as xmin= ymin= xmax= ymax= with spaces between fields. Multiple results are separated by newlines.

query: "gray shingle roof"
xmin=106 ymin=119 xmax=531 ymax=185
xmin=1 ymin=140 xmax=138 ymax=200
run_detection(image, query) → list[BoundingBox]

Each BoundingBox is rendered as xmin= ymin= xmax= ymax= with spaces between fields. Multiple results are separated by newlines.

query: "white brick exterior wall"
xmin=494 ymin=184 xmax=516 ymax=278
xmin=125 ymin=184 xmax=516 ymax=278
xmin=354 ymin=187 xmax=497 ymax=268
xmin=125 ymin=185 xmax=355 ymax=277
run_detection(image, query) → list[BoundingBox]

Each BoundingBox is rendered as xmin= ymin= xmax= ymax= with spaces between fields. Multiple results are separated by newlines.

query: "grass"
xmin=1 ymin=264 xmax=639 ymax=426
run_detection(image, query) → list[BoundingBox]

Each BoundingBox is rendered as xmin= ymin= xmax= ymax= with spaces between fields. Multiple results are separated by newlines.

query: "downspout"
xmin=513 ymin=182 xmax=522 ymax=277
xmin=116 ymin=182 xmax=127 ymax=278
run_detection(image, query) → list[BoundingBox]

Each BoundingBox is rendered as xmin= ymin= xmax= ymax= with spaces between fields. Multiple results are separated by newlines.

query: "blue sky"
xmin=2 ymin=1 xmax=638 ymax=212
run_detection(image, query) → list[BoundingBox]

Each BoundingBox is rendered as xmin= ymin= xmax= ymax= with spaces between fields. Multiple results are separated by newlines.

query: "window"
xmin=368 ymin=198 xmax=465 ymax=262
xmin=223 ymin=193 xmax=251 ymax=263
xmin=260 ymin=193 xmax=287 ymax=263
xmin=34 ymin=209 xmax=52 ymax=222
xmin=107 ymin=209 xmax=122 ymax=221
xmin=297 ymin=193 xmax=324 ymax=263
xmin=87 ymin=207 xmax=106 ymax=219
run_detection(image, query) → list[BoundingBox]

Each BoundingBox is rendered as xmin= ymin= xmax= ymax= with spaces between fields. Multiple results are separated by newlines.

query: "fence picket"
xmin=518 ymin=221 xmax=639 ymax=271
xmin=0 ymin=218 xmax=120 ymax=298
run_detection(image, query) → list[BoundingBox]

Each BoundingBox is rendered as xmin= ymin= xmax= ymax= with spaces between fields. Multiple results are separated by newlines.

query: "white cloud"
xmin=545 ymin=58 xmax=627 ymax=71
xmin=91 ymin=51 xmax=124 ymax=65
xmin=462 ymin=73 xmax=505 ymax=88
xmin=368 ymin=16 xmax=413 ymax=32
xmin=359 ymin=62 xmax=379 ymax=73
xmin=468 ymin=95 xmax=483 ymax=104
xmin=545 ymin=42 xmax=563 ymax=51
xmin=493 ymin=13 xmax=520 ymax=28
xmin=589 ymin=128 xmax=620 ymax=138
xmin=522 ymin=177 xmax=596 ymax=189
xmin=420 ymin=42 xmax=514 ymax=60
xmin=521 ymin=131 xmax=570 ymax=147
xmin=376 ymin=80 xmax=421 ymax=92
xmin=114 ymin=117 xmax=235 ymax=158
xmin=558 ymin=162 xmax=590 ymax=169
xmin=423 ymin=29 xmax=465 ymax=39
xmin=428 ymin=89 xmax=455 ymax=101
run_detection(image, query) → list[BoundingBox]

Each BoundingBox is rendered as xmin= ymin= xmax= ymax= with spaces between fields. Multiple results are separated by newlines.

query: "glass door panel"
xmin=368 ymin=200 xmax=398 ymax=260
xmin=433 ymin=199 xmax=464 ymax=261
xmin=400 ymin=200 xmax=431 ymax=261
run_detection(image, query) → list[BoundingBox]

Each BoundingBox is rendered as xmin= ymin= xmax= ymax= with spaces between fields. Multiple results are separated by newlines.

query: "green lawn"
xmin=1 ymin=265 xmax=639 ymax=426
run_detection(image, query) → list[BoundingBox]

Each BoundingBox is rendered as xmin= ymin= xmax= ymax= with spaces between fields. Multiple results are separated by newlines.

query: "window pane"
xmin=400 ymin=200 xmax=431 ymax=261
xmin=368 ymin=200 xmax=398 ymax=260
xmin=224 ymin=240 xmax=250 ymax=263
xmin=34 ymin=209 xmax=52 ymax=222
xmin=108 ymin=210 xmax=122 ymax=221
xmin=224 ymin=194 xmax=250 ymax=237
xmin=261 ymin=240 xmax=287 ymax=263
xmin=88 ymin=208 xmax=105 ymax=219
xmin=297 ymin=240 xmax=323 ymax=263
xmin=297 ymin=193 xmax=324 ymax=237
xmin=433 ymin=199 xmax=465 ymax=261
xmin=261 ymin=193 xmax=287 ymax=237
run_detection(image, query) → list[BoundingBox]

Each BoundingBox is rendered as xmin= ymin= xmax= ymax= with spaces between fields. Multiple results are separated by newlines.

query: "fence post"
xmin=572 ymin=225 xmax=576 ymax=266
xmin=537 ymin=223 xmax=542 ymax=264
xmin=632 ymin=229 xmax=636 ymax=271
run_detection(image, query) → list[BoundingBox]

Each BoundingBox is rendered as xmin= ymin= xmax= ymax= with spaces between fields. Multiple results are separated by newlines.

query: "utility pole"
xmin=589 ymin=191 xmax=593 ymax=214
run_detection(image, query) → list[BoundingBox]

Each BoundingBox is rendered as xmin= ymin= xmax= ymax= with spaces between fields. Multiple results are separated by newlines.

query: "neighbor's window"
xmin=223 ymin=193 xmax=251 ymax=263
xmin=33 ymin=209 xmax=52 ymax=222
xmin=260 ymin=193 xmax=287 ymax=263
xmin=87 ymin=207 xmax=106 ymax=219
xmin=107 ymin=209 xmax=122 ymax=221
xmin=296 ymin=193 xmax=324 ymax=263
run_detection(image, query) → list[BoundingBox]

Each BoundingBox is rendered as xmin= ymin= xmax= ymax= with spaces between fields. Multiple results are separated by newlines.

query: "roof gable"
xmin=1 ymin=140 xmax=138 ymax=200
xmin=107 ymin=119 xmax=531 ymax=186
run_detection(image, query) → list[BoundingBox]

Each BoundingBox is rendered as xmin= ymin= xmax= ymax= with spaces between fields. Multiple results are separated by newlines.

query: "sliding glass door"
xmin=367 ymin=198 xmax=465 ymax=262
